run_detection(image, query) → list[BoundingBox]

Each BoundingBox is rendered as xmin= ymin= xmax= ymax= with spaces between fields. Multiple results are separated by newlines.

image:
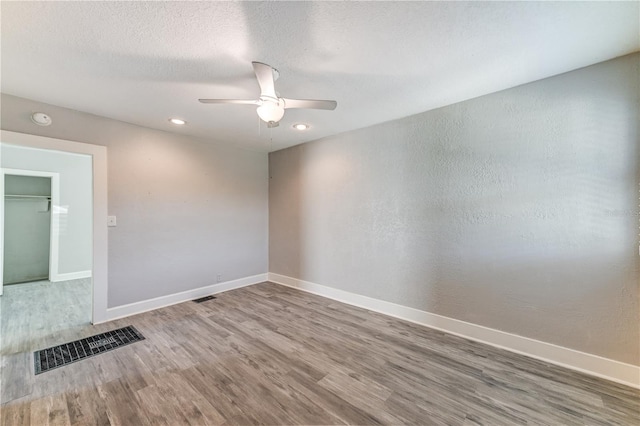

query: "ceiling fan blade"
xmin=198 ymin=99 xmax=259 ymax=105
xmin=283 ymin=98 xmax=337 ymax=110
xmin=252 ymin=62 xmax=277 ymax=98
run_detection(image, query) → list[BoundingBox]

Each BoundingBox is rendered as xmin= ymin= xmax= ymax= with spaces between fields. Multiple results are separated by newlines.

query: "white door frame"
xmin=0 ymin=130 xmax=108 ymax=324
xmin=1 ymin=168 xmax=60 ymax=289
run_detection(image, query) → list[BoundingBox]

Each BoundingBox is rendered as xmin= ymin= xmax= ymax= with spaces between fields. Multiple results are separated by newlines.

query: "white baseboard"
xmin=102 ymin=273 xmax=268 ymax=323
xmin=51 ymin=270 xmax=92 ymax=282
xmin=268 ymin=272 xmax=640 ymax=389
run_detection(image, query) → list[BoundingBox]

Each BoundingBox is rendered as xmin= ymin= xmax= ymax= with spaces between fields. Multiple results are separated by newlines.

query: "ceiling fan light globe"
xmin=256 ymin=101 xmax=285 ymax=123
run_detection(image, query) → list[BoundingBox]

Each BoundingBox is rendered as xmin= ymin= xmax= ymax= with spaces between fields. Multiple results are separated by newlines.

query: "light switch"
xmin=107 ymin=216 xmax=117 ymax=227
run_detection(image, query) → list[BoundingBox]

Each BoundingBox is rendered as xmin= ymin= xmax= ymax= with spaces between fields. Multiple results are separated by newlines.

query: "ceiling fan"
xmin=199 ymin=62 xmax=337 ymax=128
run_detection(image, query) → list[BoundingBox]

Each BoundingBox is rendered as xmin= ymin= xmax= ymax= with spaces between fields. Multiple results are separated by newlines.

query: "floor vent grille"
xmin=33 ymin=325 xmax=145 ymax=374
xmin=193 ymin=295 xmax=217 ymax=303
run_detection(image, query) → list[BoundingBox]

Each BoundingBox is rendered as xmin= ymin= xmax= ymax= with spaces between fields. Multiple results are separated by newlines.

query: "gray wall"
xmin=269 ymin=53 xmax=640 ymax=365
xmin=2 ymin=146 xmax=93 ymax=275
xmin=1 ymin=94 xmax=268 ymax=307
xmin=5 ymin=175 xmax=51 ymax=196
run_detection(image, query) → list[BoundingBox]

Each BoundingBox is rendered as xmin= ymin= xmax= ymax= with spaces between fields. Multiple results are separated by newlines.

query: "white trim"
xmin=1 ymin=168 xmax=60 ymax=288
xmin=0 ymin=158 xmax=3 ymax=296
xmin=268 ymin=272 xmax=640 ymax=390
xmin=0 ymin=131 xmax=108 ymax=324
xmin=50 ymin=270 xmax=92 ymax=282
xmin=101 ymin=273 xmax=268 ymax=323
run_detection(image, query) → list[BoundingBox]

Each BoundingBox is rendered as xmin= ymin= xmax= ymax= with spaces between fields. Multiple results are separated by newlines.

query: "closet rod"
xmin=4 ymin=194 xmax=51 ymax=199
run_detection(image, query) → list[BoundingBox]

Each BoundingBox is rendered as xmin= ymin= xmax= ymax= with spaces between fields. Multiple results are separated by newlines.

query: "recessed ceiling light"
xmin=293 ymin=123 xmax=309 ymax=131
xmin=169 ymin=118 xmax=186 ymax=125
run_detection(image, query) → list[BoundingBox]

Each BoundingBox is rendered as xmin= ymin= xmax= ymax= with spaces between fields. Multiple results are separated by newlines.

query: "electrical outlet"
xmin=216 ymin=274 xmax=222 ymax=283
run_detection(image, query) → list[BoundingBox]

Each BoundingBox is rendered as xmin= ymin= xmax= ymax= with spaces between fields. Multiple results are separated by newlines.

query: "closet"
xmin=3 ymin=174 xmax=52 ymax=284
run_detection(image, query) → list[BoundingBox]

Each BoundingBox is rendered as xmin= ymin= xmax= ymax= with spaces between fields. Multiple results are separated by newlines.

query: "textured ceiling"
xmin=1 ymin=1 xmax=638 ymax=152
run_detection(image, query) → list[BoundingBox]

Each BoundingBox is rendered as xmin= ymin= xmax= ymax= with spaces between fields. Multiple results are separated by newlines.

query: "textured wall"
xmin=1 ymin=94 xmax=268 ymax=307
xmin=2 ymin=146 xmax=92 ymax=275
xmin=269 ymin=53 xmax=640 ymax=365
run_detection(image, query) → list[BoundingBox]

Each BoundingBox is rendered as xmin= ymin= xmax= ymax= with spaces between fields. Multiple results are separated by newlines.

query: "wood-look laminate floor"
xmin=1 ymin=282 xmax=638 ymax=425
xmin=1 ymin=278 xmax=92 ymax=357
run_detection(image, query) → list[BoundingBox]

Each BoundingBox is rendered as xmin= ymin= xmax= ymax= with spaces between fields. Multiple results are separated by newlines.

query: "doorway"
xmin=0 ymin=131 xmax=108 ymax=323
xmin=0 ymin=148 xmax=93 ymax=358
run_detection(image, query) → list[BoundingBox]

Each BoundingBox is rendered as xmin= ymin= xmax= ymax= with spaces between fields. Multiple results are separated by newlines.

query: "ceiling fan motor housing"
xmin=256 ymin=97 xmax=285 ymax=123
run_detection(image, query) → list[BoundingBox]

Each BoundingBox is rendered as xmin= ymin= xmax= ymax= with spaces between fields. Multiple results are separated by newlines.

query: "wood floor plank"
xmin=282 ymin=369 xmax=390 ymax=425
xmin=65 ymin=387 xmax=111 ymax=426
xmin=1 ymin=397 xmax=31 ymax=426
xmin=98 ymin=377 xmax=152 ymax=426
xmin=1 ymin=280 xmax=639 ymax=425
xmin=0 ymin=352 xmax=32 ymax=403
xmin=29 ymin=395 xmax=53 ymax=426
